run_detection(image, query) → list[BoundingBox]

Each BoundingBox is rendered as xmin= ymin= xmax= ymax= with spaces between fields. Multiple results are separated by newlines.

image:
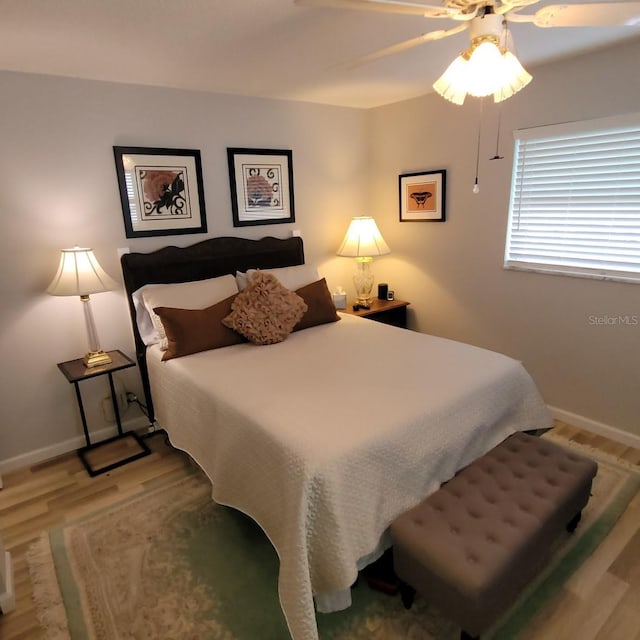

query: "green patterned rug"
xmin=27 ymin=438 xmax=639 ymax=640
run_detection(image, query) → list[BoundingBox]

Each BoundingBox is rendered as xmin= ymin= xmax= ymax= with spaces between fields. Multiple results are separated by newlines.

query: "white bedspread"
xmin=147 ymin=314 xmax=551 ymax=640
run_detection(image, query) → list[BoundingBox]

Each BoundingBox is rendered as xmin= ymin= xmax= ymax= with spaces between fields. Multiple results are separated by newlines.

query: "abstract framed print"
xmin=227 ymin=148 xmax=295 ymax=227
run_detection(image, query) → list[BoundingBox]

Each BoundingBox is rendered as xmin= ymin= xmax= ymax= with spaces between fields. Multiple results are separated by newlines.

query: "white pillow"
xmin=141 ymin=274 xmax=239 ymax=350
xmin=235 ymin=264 xmax=319 ymax=291
xmin=132 ymin=283 xmax=165 ymax=346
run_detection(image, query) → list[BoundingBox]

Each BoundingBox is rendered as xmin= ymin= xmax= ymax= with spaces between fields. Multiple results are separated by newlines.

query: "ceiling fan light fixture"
xmin=433 ymin=34 xmax=532 ymax=105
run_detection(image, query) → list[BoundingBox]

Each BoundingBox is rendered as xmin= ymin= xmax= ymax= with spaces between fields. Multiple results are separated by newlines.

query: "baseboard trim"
xmin=548 ymin=405 xmax=640 ymax=449
xmin=0 ymin=415 xmax=151 ymax=475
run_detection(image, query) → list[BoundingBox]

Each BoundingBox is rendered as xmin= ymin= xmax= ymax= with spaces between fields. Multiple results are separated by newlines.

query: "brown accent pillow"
xmin=294 ymin=278 xmax=341 ymax=332
xmin=222 ymin=272 xmax=307 ymax=345
xmin=154 ymin=293 xmax=245 ymax=361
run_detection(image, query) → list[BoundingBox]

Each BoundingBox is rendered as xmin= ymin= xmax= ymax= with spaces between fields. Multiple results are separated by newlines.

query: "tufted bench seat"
xmin=390 ymin=431 xmax=598 ymax=640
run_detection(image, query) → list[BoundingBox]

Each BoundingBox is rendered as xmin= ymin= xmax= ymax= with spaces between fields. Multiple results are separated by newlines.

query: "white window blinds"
xmin=505 ymin=113 xmax=640 ymax=283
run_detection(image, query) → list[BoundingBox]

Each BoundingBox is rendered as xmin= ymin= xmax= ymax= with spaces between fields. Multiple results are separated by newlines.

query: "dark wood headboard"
xmin=121 ymin=235 xmax=305 ymax=422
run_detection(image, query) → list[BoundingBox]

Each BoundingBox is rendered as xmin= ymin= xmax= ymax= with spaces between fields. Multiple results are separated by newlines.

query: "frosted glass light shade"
xmin=465 ymin=41 xmax=507 ymax=97
xmin=493 ymin=51 xmax=532 ymax=102
xmin=432 ymin=55 xmax=469 ymax=105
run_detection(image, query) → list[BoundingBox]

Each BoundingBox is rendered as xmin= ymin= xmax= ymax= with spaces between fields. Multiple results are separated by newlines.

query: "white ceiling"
xmin=1 ymin=0 xmax=638 ymax=108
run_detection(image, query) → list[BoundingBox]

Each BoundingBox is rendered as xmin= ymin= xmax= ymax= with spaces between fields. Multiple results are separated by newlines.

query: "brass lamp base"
xmin=83 ymin=350 xmax=112 ymax=368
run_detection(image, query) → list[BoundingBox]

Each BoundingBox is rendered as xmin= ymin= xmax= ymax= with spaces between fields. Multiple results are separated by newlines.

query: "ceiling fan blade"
xmin=294 ymin=0 xmax=458 ymax=19
xmin=347 ymin=23 xmax=468 ymax=67
xmin=509 ymin=2 xmax=640 ymax=27
xmin=494 ymin=0 xmax=542 ymax=15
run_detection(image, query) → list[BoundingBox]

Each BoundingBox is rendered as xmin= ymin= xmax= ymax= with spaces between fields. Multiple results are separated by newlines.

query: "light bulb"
xmin=473 ymin=182 xmax=480 ymax=194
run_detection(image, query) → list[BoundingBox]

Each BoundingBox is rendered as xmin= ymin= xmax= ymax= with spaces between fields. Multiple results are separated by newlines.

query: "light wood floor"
xmin=0 ymin=423 xmax=638 ymax=640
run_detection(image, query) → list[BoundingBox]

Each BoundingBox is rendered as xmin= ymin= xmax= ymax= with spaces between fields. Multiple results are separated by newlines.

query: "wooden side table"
xmin=341 ymin=298 xmax=410 ymax=329
xmin=57 ymin=350 xmax=151 ymax=477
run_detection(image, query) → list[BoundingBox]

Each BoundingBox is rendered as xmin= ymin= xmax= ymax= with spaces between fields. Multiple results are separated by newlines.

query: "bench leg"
xmin=399 ymin=581 xmax=416 ymax=609
xmin=566 ymin=510 xmax=582 ymax=533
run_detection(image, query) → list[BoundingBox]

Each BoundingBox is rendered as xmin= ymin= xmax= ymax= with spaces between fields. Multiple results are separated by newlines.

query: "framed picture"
xmin=227 ymin=148 xmax=295 ymax=227
xmin=399 ymin=169 xmax=446 ymax=222
xmin=113 ymin=146 xmax=208 ymax=238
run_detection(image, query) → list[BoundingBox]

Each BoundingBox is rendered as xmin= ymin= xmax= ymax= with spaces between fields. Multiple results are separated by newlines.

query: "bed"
xmin=121 ymin=235 xmax=552 ymax=640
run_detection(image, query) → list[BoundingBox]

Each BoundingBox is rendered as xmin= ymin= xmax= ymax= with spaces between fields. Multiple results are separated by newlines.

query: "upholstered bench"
xmin=390 ymin=431 xmax=598 ymax=640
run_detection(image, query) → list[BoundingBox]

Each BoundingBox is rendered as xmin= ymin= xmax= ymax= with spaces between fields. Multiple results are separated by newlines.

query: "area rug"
xmin=27 ymin=437 xmax=640 ymax=640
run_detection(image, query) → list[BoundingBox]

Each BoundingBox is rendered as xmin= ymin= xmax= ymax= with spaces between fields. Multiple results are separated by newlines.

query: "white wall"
xmin=367 ymin=38 xmax=640 ymax=439
xmin=0 ymin=71 xmax=367 ymax=467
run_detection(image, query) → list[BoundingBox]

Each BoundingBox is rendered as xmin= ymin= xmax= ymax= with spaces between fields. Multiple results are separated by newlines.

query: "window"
xmin=504 ymin=113 xmax=640 ymax=283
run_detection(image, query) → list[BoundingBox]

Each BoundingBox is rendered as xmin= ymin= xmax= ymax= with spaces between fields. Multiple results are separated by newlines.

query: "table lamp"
xmin=47 ymin=247 xmax=119 ymax=368
xmin=337 ymin=216 xmax=390 ymax=305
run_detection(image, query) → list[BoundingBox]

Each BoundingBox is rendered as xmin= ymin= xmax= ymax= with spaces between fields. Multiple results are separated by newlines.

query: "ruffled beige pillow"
xmin=223 ymin=272 xmax=307 ymax=345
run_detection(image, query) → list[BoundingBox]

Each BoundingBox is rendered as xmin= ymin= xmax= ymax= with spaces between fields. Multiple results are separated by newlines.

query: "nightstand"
xmin=57 ymin=350 xmax=151 ymax=477
xmin=341 ymin=298 xmax=410 ymax=329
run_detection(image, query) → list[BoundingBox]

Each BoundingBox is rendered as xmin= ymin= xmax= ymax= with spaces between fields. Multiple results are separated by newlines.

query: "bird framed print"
xmin=399 ymin=169 xmax=446 ymax=222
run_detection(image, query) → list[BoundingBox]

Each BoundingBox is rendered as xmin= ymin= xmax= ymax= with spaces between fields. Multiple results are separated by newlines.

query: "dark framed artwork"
xmin=113 ymin=146 xmax=208 ymax=238
xmin=227 ymin=148 xmax=295 ymax=227
xmin=399 ymin=169 xmax=446 ymax=222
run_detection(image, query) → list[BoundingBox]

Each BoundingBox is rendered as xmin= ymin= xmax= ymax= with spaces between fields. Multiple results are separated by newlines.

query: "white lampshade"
xmin=47 ymin=247 xmax=118 ymax=297
xmin=337 ymin=217 xmax=391 ymax=258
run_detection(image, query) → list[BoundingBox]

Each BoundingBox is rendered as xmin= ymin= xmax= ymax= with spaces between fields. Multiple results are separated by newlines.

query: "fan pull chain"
xmin=490 ymin=104 xmax=505 ymax=160
xmin=473 ymin=98 xmax=484 ymax=194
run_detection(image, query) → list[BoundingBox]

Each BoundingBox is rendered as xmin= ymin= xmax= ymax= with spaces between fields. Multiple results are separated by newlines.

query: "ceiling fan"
xmin=295 ymin=0 xmax=640 ymax=103
xmin=295 ymin=0 xmax=640 ymax=54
